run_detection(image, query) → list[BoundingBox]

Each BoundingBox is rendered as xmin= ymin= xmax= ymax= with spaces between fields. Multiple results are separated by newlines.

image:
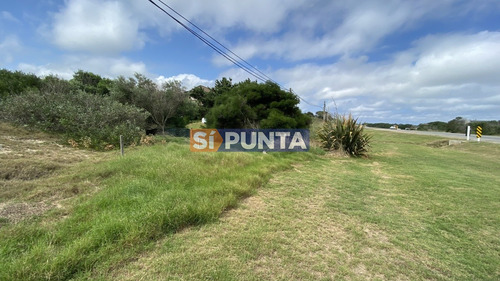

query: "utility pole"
xmin=323 ymin=101 xmax=326 ymax=122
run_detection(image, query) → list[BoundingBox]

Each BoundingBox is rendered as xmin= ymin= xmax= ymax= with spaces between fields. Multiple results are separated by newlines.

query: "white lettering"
xmin=209 ymin=130 xmax=216 ymax=149
xmin=258 ymin=132 xmax=274 ymax=149
xmin=193 ymin=131 xmax=207 ymax=149
xmin=289 ymin=132 xmax=307 ymax=149
xmin=275 ymin=132 xmax=290 ymax=149
xmin=225 ymin=132 xmax=240 ymax=149
xmin=241 ymin=132 xmax=257 ymax=149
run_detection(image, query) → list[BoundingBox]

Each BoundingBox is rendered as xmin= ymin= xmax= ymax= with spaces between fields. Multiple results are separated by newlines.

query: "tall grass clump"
xmin=317 ymin=113 xmax=371 ymax=156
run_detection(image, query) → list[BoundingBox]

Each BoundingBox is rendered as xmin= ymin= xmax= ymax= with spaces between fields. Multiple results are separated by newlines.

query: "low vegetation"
xmin=112 ymin=130 xmax=500 ymax=280
xmin=1 ymin=68 xmax=498 ymax=280
xmin=2 ymin=90 xmax=147 ymax=149
xmin=0 ymin=123 xmax=314 ymax=280
xmin=1 ymin=69 xmax=314 ymax=151
xmin=2 ymin=123 xmax=498 ymax=280
xmin=317 ymin=113 xmax=371 ymax=156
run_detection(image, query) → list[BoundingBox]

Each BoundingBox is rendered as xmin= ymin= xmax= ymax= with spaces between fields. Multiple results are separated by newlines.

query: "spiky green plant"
xmin=316 ymin=113 xmax=371 ymax=156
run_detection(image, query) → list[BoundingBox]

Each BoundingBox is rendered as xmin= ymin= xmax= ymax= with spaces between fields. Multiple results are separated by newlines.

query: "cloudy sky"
xmin=1 ymin=0 xmax=499 ymax=123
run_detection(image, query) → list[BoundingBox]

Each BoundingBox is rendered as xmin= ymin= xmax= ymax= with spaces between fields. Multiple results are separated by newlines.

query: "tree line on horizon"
xmin=364 ymin=117 xmax=500 ymax=136
xmin=0 ymin=69 xmax=310 ymax=149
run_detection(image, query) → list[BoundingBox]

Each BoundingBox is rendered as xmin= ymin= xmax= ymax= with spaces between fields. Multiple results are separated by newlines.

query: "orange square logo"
xmin=190 ymin=129 xmax=223 ymax=152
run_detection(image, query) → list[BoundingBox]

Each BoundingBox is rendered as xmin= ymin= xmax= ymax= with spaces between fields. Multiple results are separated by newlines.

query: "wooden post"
xmin=323 ymin=101 xmax=326 ymax=122
xmin=120 ymin=135 xmax=124 ymax=157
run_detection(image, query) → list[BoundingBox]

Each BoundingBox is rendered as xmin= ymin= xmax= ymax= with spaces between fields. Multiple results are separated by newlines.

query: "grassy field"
xmin=0 ymin=123 xmax=314 ymax=280
xmin=1 ymin=124 xmax=499 ymax=280
xmin=112 ymin=130 xmax=499 ymax=280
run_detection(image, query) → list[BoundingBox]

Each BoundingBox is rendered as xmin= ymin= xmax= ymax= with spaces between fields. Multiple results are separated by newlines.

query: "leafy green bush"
xmin=1 ymin=90 xmax=148 ymax=149
xmin=0 ymin=69 xmax=42 ymax=100
xmin=206 ymin=80 xmax=311 ymax=129
xmin=316 ymin=113 xmax=371 ymax=157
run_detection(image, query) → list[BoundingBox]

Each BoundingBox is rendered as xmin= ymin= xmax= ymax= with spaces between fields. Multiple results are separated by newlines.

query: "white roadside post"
xmin=120 ymin=135 xmax=124 ymax=156
xmin=466 ymin=125 xmax=470 ymax=141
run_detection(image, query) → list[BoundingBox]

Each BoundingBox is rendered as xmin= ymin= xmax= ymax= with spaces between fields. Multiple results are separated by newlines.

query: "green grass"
xmin=0 ymin=140 xmax=314 ymax=280
xmin=1 ymin=126 xmax=499 ymax=280
xmin=186 ymin=121 xmax=205 ymax=129
xmin=109 ymin=130 xmax=500 ymax=280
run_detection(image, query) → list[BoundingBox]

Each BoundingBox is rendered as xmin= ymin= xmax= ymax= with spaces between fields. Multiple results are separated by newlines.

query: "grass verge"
xmin=0 ymin=133 xmax=315 ymax=280
xmin=110 ymin=130 xmax=500 ymax=280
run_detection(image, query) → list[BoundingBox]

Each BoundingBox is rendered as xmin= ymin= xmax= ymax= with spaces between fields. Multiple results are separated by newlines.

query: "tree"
xmin=447 ymin=117 xmax=467 ymax=133
xmin=207 ymin=94 xmax=256 ymax=128
xmin=417 ymin=121 xmax=447 ymax=131
xmin=167 ymin=98 xmax=199 ymax=128
xmin=96 ymin=78 xmax=113 ymax=96
xmin=112 ymin=74 xmax=191 ymax=133
xmin=110 ymin=75 xmax=137 ymax=105
xmin=144 ymin=81 xmax=187 ymax=134
xmin=71 ymin=70 xmax=102 ymax=95
xmin=212 ymin=77 xmax=233 ymax=96
xmin=315 ymin=111 xmax=332 ymax=121
xmin=41 ymin=75 xmax=73 ymax=94
xmin=189 ymin=78 xmax=232 ymax=119
xmin=0 ymin=69 xmax=42 ymax=99
xmin=206 ymin=80 xmax=311 ymax=129
xmin=469 ymin=120 xmax=500 ymax=135
xmin=189 ymin=85 xmax=213 ymax=118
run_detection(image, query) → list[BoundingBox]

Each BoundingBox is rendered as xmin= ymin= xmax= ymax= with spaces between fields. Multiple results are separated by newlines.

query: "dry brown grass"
xmin=0 ymin=122 xmax=107 ymax=225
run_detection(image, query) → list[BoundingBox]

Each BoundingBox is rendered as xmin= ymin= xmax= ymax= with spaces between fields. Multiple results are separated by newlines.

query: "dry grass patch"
xmin=0 ymin=202 xmax=51 ymax=224
xmin=0 ymin=122 xmax=107 ymax=224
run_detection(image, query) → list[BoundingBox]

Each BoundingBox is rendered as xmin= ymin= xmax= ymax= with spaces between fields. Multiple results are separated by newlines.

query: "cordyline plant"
xmin=317 ymin=113 xmax=371 ymax=157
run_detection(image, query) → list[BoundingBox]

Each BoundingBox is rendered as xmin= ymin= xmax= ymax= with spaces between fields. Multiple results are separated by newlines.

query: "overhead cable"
xmin=147 ymin=0 xmax=323 ymax=108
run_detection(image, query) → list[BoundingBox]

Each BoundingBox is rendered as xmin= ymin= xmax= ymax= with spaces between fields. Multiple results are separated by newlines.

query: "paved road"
xmin=367 ymin=128 xmax=500 ymax=144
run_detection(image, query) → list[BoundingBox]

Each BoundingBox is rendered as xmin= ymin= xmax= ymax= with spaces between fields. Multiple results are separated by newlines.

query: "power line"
xmin=147 ymin=0 xmax=323 ymax=109
xmin=147 ymin=0 xmax=268 ymax=83
xmin=156 ymin=0 xmax=278 ymax=85
xmin=291 ymin=89 xmax=323 ymax=108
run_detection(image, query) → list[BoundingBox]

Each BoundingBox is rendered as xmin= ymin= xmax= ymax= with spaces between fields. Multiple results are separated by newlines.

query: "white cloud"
xmin=18 ymin=56 xmax=147 ymax=79
xmin=18 ymin=63 xmax=74 ymax=80
xmin=155 ymin=74 xmax=214 ymax=90
xmin=411 ymin=31 xmax=500 ymax=87
xmin=51 ymin=0 xmax=145 ymax=54
xmin=212 ymin=0 xmax=449 ymax=64
xmin=228 ymin=31 xmax=500 ymax=122
xmin=48 ymin=0 xmax=308 ymax=56
xmin=0 ymin=35 xmax=22 ymax=65
xmin=6 ymin=0 xmax=500 ymax=123
xmin=157 ymin=0 xmax=307 ymax=34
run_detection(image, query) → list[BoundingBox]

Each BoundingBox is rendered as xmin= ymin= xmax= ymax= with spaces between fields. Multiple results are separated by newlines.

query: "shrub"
xmin=316 ymin=113 xmax=371 ymax=157
xmin=1 ymin=90 xmax=149 ymax=149
xmin=0 ymin=69 xmax=42 ymax=100
xmin=206 ymin=80 xmax=311 ymax=129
